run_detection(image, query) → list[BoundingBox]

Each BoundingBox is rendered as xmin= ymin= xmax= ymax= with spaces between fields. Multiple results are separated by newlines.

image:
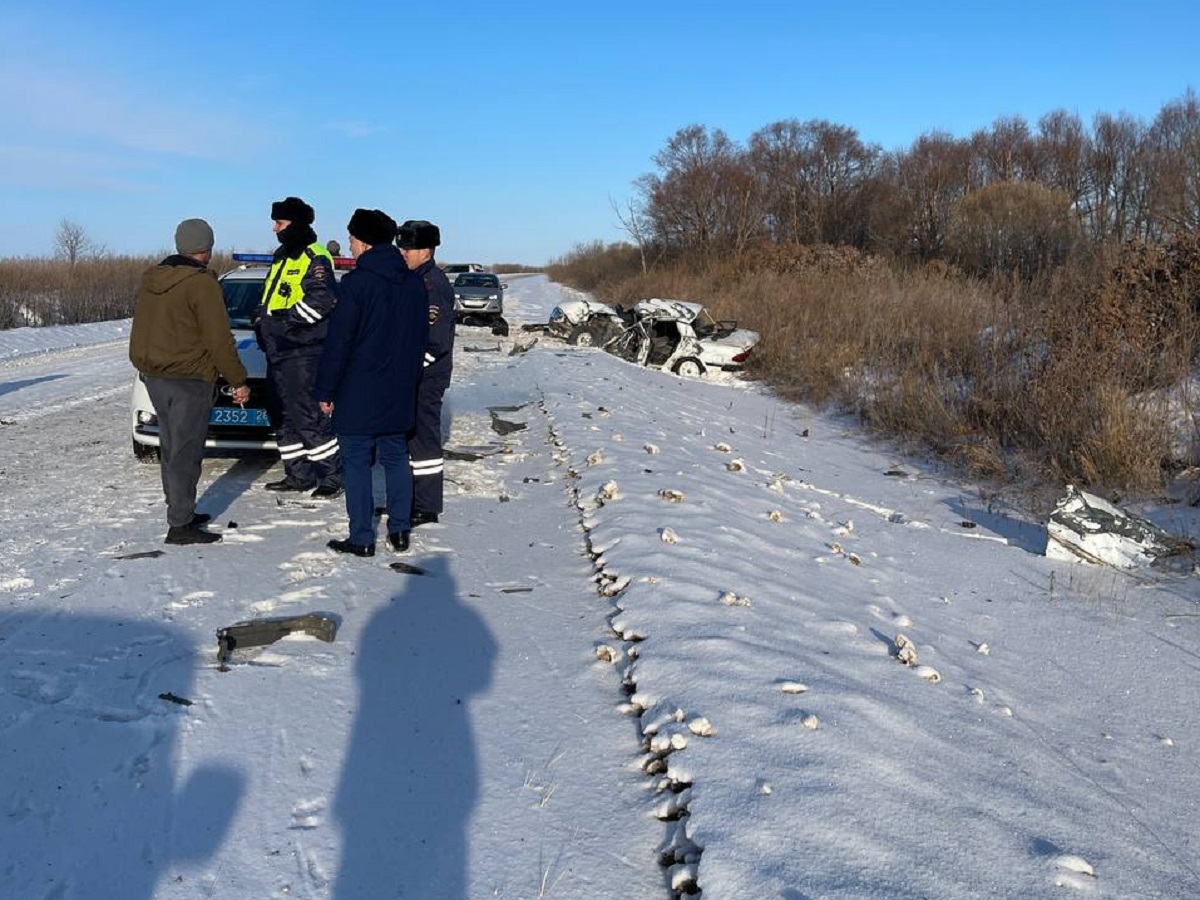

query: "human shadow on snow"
xmin=333 ymin=555 xmax=497 ymax=899
xmin=0 ymin=373 xmax=69 ymax=398
xmin=195 ymin=452 xmax=277 ymax=521
xmin=0 ymin=612 xmax=242 ymax=899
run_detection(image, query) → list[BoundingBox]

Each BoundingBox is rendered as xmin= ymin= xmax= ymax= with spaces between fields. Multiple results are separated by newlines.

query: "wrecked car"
xmin=547 ymin=298 xmax=632 ymax=346
xmin=548 ymin=297 xmax=759 ymax=376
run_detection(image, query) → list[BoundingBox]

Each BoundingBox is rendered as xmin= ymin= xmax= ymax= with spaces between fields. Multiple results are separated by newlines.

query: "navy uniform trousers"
xmin=408 ymin=373 xmax=448 ymax=515
xmin=270 ymin=352 xmax=342 ymax=489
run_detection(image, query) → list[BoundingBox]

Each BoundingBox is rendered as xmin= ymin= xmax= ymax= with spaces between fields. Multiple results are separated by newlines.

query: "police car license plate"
xmin=210 ymin=407 xmax=270 ymax=426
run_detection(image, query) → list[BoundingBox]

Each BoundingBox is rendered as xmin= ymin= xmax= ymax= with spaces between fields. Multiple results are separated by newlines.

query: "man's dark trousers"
xmin=340 ymin=432 xmax=411 ymax=546
xmin=144 ymin=376 xmax=213 ymax=527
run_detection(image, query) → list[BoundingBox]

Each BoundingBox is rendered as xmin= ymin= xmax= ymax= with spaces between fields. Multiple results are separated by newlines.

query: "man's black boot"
xmin=265 ymin=479 xmax=311 ymax=492
xmin=327 ymin=538 xmax=375 ymax=557
xmin=387 ymin=531 xmax=411 ymax=553
xmin=165 ymin=525 xmax=221 ymax=545
xmin=411 ymin=510 xmax=439 ymax=527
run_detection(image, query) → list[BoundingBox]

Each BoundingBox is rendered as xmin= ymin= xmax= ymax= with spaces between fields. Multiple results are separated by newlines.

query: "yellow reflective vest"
xmin=263 ymin=243 xmax=334 ymax=317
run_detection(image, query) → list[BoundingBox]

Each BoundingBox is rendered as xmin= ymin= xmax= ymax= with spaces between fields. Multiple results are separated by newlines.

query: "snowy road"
xmin=4 ymin=275 xmax=1200 ymax=899
xmin=0 ymin=338 xmax=132 ymax=421
xmin=0 ymin=283 xmax=666 ymax=900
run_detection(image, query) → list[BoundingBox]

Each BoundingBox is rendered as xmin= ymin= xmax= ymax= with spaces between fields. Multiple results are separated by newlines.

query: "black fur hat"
xmin=270 ymin=196 xmax=315 ymax=225
xmin=348 ymin=208 xmax=398 ymax=247
xmin=397 ymin=219 xmax=441 ymax=250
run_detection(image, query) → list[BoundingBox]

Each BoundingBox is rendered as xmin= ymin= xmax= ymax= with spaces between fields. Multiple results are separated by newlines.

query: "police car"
xmin=130 ymin=254 xmax=352 ymax=461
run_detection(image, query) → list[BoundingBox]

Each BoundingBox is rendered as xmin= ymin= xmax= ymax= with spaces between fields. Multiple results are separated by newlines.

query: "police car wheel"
xmin=133 ymin=439 xmax=160 ymax=463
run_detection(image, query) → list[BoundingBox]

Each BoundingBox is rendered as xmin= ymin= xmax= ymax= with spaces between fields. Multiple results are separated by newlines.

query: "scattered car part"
xmin=216 ymin=612 xmax=339 ymax=669
xmin=390 ymin=561 xmax=429 ymax=576
xmin=1046 ymin=485 xmax=1194 ymax=568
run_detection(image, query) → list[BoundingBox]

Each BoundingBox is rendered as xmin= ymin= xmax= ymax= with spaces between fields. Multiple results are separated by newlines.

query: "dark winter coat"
xmin=414 ymin=259 xmax=455 ymax=383
xmin=314 ymin=244 xmax=429 ymax=436
xmin=129 ymin=255 xmax=247 ymax=386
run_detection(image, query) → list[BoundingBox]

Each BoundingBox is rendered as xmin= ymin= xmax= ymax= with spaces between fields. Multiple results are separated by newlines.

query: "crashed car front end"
xmin=548 ymin=299 xmax=626 ymax=341
xmin=547 ymin=301 xmax=587 ymax=339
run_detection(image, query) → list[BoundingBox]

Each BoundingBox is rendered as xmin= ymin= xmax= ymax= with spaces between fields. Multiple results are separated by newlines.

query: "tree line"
xmin=620 ymin=89 xmax=1200 ymax=279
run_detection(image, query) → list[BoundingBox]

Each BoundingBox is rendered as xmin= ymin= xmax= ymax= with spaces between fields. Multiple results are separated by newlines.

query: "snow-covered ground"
xmin=2 ymin=274 xmax=1199 ymax=900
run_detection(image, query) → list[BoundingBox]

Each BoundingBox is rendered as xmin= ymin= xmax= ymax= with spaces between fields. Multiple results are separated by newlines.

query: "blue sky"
xmin=0 ymin=0 xmax=1196 ymax=265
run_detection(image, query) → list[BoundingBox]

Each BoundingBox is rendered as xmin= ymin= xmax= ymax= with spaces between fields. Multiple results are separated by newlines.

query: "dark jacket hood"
xmin=140 ymin=255 xmax=211 ymax=295
xmin=353 ymin=243 xmax=409 ymax=284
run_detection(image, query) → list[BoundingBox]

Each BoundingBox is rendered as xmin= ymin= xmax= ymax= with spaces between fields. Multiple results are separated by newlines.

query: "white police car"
xmin=130 ymin=254 xmax=350 ymax=461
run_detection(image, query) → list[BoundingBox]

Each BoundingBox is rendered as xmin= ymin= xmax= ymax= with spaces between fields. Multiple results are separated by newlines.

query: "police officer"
xmin=255 ymin=196 xmax=343 ymax=498
xmin=397 ymin=219 xmax=454 ymax=525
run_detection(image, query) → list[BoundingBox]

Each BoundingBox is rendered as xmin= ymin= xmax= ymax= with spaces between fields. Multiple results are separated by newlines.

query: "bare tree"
xmin=1143 ymin=88 xmax=1200 ymax=236
xmin=54 ymin=219 xmax=93 ymax=267
xmin=748 ymin=119 xmax=881 ymax=247
xmin=894 ymin=131 xmax=974 ymax=262
xmin=748 ymin=119 xmax=819 ymax=244
xmin=1084 ymin=111 xmax=1147 ymax=242
xmin=637 ymin=125 xmax=763 ymax=258
xmin=970 ymin=116 xmax=1036 ymax=185
xmin=611 ymin=195 xmax=656 ymax=273
xmin=1032 ymin=110 xmax=1089 ymax=224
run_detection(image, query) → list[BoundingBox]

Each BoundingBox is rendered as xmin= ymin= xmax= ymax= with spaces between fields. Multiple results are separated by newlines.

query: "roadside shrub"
xmin=947 ymin=181 xmax=1081 ymax=279
xmin=545 ymin=241 xmax=643 ymax=294
xmin=0 ymin=252 xmax=239 ymax=328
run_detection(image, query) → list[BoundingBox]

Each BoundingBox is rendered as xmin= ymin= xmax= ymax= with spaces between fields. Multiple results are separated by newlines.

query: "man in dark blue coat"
xmin=315 ymin=209 xmax=429 ymax=556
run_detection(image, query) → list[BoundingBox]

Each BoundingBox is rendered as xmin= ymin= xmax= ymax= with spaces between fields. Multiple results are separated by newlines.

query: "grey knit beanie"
xmin=175 ymin=218 xmax=215 ymax=254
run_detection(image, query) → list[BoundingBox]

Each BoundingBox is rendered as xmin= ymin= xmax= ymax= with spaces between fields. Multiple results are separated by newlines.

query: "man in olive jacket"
xmin=129 ymin=218 xmax=249 ymax=545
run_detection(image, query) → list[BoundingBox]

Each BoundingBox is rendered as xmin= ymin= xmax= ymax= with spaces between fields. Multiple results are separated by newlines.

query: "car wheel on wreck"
xmin=672 ymin=357 xmax=706 ymax=377
xmin=491 ymin=318 xmax=510 ymax=337
xmin=568 ymin=324 xmax=602 ymax=346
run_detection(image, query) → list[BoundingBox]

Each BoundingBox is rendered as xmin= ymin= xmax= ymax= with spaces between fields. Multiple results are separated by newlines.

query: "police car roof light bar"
xmin=231 ymin=252 xmax=356 ymax=270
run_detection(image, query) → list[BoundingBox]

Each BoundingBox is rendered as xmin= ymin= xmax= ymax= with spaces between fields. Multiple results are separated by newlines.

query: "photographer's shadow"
xmin=333 ymin=556 xmax=496 ymax=899
xmin=0 ymin=613 xmax=242 ymax=899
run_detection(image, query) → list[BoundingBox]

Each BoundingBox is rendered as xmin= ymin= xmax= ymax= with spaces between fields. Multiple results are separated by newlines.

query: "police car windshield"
xmin=221 ymin=279 xmax=264 ymax=327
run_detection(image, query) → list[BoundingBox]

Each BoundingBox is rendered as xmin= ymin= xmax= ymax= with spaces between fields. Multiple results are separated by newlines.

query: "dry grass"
xmin=0 ymin=252 xmax=235 ymax=329
xmin=549 ymin=237 xmax=1200 ymax=497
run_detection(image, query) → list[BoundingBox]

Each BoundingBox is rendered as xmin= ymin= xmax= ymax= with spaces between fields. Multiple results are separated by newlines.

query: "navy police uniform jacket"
xmin=415 ymin=260 xmax=455 ymax=382
xmin=314 ymin=245 xmax=429 ymax=436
